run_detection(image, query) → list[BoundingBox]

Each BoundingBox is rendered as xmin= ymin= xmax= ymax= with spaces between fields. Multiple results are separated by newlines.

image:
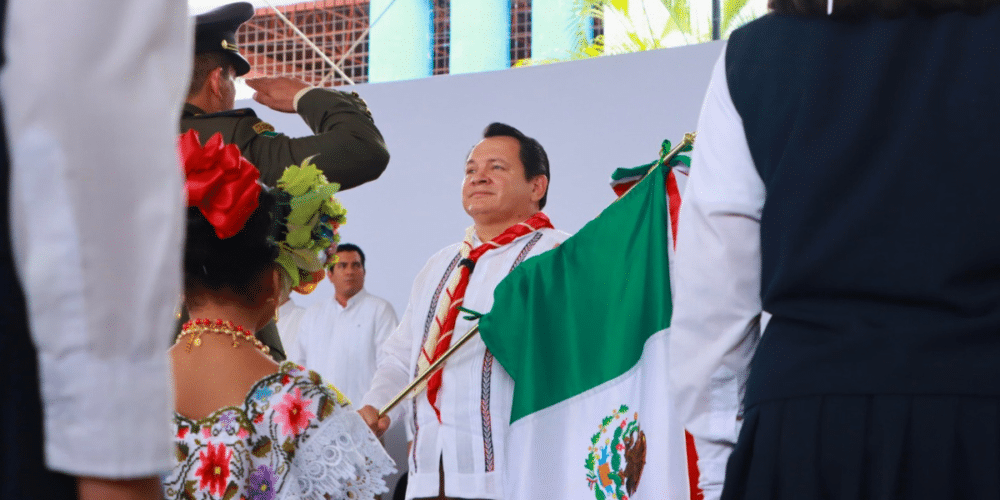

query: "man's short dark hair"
xmin=482 ymin=122 xmax=550 ymax=209
xmin=188 ymin=52 xmax=235 ymax=98
xmin=335 ymin=243 xmax=365 ymax=268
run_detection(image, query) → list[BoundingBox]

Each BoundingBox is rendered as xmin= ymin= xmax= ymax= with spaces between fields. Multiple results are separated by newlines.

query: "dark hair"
xmin=482 ymin=122 xmax=550 ymax=210
xmin=335 ymin=243 xmax=366 ymax=268
xmin=768 ymin=0 xmax=998 ymax=17
xmin=184 ymin=189 xmax=280 ymax=304
xmin=188 ymin=52 xmax=235 ymax=98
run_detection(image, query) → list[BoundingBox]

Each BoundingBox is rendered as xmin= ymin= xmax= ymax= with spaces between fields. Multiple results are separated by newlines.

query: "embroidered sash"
xmin=417 ymin=212 xmax=553 ymax=421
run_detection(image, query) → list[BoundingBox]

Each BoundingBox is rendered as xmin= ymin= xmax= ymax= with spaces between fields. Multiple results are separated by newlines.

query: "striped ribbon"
xmin=417 ymin=212 xmax=553 ymax=421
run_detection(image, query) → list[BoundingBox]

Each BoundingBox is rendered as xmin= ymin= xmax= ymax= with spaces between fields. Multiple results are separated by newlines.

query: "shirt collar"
xmin=470 ymin=227 xmax=541 ymax=247
xmin=340 ymin=288 xmax=368 ymax=309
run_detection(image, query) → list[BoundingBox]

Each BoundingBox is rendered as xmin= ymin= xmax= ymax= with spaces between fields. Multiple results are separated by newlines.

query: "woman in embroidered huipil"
xmin=162 ymin=130 xmax=394 ymax=500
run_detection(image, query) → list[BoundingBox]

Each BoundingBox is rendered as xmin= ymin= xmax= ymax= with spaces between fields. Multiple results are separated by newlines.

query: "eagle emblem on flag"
xmin=585 ymin=404 xmax=647 ymax=500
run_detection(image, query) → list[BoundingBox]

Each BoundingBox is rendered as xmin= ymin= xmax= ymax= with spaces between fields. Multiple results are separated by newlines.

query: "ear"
xmin=207 ymin=66 xmax=225 ymax=98
xmin=268 ymin=267 xmax=283 ymax=304
xmin=256 ymin=267 xmax=282 ymax=310
xmin=257 ymin=267 xmax=283 ymax=330
xmin=529 ymin=175 xmax=548 ymax=204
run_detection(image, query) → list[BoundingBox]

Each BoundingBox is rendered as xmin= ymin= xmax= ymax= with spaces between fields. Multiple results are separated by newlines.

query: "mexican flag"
xmin=479 ymin=163 xmax=691 ymax=500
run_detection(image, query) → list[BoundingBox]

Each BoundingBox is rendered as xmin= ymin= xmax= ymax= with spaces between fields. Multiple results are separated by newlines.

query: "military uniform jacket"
xmin=181 ymin=87 xmax=389 ymax=188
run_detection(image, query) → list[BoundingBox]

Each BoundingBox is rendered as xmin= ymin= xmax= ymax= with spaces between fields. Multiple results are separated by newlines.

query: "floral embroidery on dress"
xmin=253 ymin=386 xmax=274 ymax=402
xmin=246 ymin=465 xmax=278 ymax=500
xmin=194 ymin=442 xmax=231 ymax=496
xmin=162 ymin=362 xmax=394 ymax=500
xmin=273 ymin=387 xmax=315 ymax=437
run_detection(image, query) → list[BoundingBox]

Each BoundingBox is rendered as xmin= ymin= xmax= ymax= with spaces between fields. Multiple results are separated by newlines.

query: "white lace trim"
xmin=278 ymin=408 xmax=396 ymax=500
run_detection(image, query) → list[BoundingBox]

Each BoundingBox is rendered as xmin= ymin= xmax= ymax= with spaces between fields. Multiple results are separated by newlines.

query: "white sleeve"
xmin=2 ymin=0 xmax=191 ymax=478
xmin=668 ymin=46 xmax=765 ymax=500
xmin=281 ymin=405 xmax=396 ymax=500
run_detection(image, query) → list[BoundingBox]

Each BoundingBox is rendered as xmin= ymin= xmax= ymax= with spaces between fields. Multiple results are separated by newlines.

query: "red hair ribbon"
xmin=178 ymin=130 xmax=262 ymax=239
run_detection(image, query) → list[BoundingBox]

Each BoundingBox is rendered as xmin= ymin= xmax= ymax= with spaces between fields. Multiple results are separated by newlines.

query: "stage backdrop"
xmin=244 ymin=40 xmax=723 ymax=315
xmin=244 ymin=39 xmax=723 ymax=497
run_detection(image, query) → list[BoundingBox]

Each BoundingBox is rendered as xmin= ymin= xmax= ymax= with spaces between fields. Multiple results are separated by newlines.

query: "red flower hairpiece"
xmin=178 ymin=130 xmax=262 ymax=239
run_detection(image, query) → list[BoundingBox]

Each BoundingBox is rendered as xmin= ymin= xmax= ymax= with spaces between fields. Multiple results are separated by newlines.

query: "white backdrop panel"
xmin=245 ymin=41 xmax=724 ymax=317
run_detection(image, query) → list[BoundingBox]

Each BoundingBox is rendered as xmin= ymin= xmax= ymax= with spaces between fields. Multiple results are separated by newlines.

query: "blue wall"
xmin=450 ymin=0 xmax=510 ymax=74
xmin=369 ymin=0 xmax=433 ymax=82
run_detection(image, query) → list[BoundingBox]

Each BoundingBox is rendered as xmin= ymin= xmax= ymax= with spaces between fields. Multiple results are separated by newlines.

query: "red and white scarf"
xmin=417 ymin=212 xmax=553 ymax=421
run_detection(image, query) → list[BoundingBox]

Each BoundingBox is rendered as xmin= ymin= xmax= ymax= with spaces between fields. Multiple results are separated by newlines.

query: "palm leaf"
xmin=721 ymin=0 xmax=751 ymax=32
xmin=659 ymin=0 xmax=692 ymax=36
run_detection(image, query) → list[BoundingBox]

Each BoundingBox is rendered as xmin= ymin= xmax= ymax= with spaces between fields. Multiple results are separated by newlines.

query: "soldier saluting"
xmin=182 ymin=2 xmax=389 ymax=188
xmin=179 ymin=2 xmax=389 ymax=362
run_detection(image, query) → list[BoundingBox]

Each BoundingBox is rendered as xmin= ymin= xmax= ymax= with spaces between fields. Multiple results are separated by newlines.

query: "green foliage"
xmin=222 ymin=482 xmax=239 ymax=500
xmin=624 ymin=421 xmax=638 ymax=436
xmin=610 ymin=472 xmax=624 ymax=494
xmin=282 ymin=437 xmax=297 ymax=457
xmin=595 ymin=486 xmax=606 ymax=500
xmin=184 ymin=480 xmax=198 ymax=499
xmin=610 ymin=426 xmax=624 ymax=470
xmin=251 ymin=437 xmax=273 ymax=458
xmin=319 ymin=396 xmax=335 ymax=419
xmin=723 ymin=0 xmax=753 ymax=32
xmin=513 ymin=0 xmax=765 ymax=67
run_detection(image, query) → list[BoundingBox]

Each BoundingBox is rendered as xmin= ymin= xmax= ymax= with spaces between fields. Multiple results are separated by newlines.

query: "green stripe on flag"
xmin=479 ymin=164 xmax=672 ymax=423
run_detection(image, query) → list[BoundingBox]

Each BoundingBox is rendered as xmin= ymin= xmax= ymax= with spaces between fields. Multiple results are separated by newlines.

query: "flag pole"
xmin=661 ymin=132 xmax=697 ymax=170
xmin=378 ymin=325 xmax=481 ymax=419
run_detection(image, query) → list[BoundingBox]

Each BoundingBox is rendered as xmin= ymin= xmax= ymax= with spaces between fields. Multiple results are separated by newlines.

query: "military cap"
xmin=194 ymin=2 xmax=254 ymax=76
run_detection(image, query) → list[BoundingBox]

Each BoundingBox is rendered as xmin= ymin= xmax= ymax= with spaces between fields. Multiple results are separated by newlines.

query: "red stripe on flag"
xmin=686 ymin=430 xmax=703 ymax=500
xmin=667 ymin=169 xmax=682 ymax=250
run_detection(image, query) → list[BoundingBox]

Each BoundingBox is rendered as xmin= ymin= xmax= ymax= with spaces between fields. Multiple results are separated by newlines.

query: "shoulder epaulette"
xmin=189 ymin=107 xmax=259 ymax=119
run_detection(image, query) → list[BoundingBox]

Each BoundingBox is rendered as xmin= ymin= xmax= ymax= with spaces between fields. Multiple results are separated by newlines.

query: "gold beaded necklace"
xmin=177 ymin=318 xmax=271 ymax=356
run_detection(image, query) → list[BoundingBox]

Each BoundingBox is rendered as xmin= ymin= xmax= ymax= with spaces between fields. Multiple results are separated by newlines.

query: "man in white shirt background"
xmin=276 ymin=293 xmax=307 ymax=362
xmin=294 ymin=243 xmax=398 ymax=404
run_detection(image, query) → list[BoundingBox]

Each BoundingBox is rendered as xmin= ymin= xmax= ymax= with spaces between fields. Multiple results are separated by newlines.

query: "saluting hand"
xmin=358 ymin=405 xmax=391 ymax=438
xmin=246 ymin=76 xmax=311 ymax=113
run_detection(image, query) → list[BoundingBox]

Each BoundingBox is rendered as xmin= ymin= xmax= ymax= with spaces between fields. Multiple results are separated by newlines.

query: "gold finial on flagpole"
xmin=616 ymin=132 xmax=696 ymax=202
xmin=655 ymin=132 xmax=697 ymax=173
